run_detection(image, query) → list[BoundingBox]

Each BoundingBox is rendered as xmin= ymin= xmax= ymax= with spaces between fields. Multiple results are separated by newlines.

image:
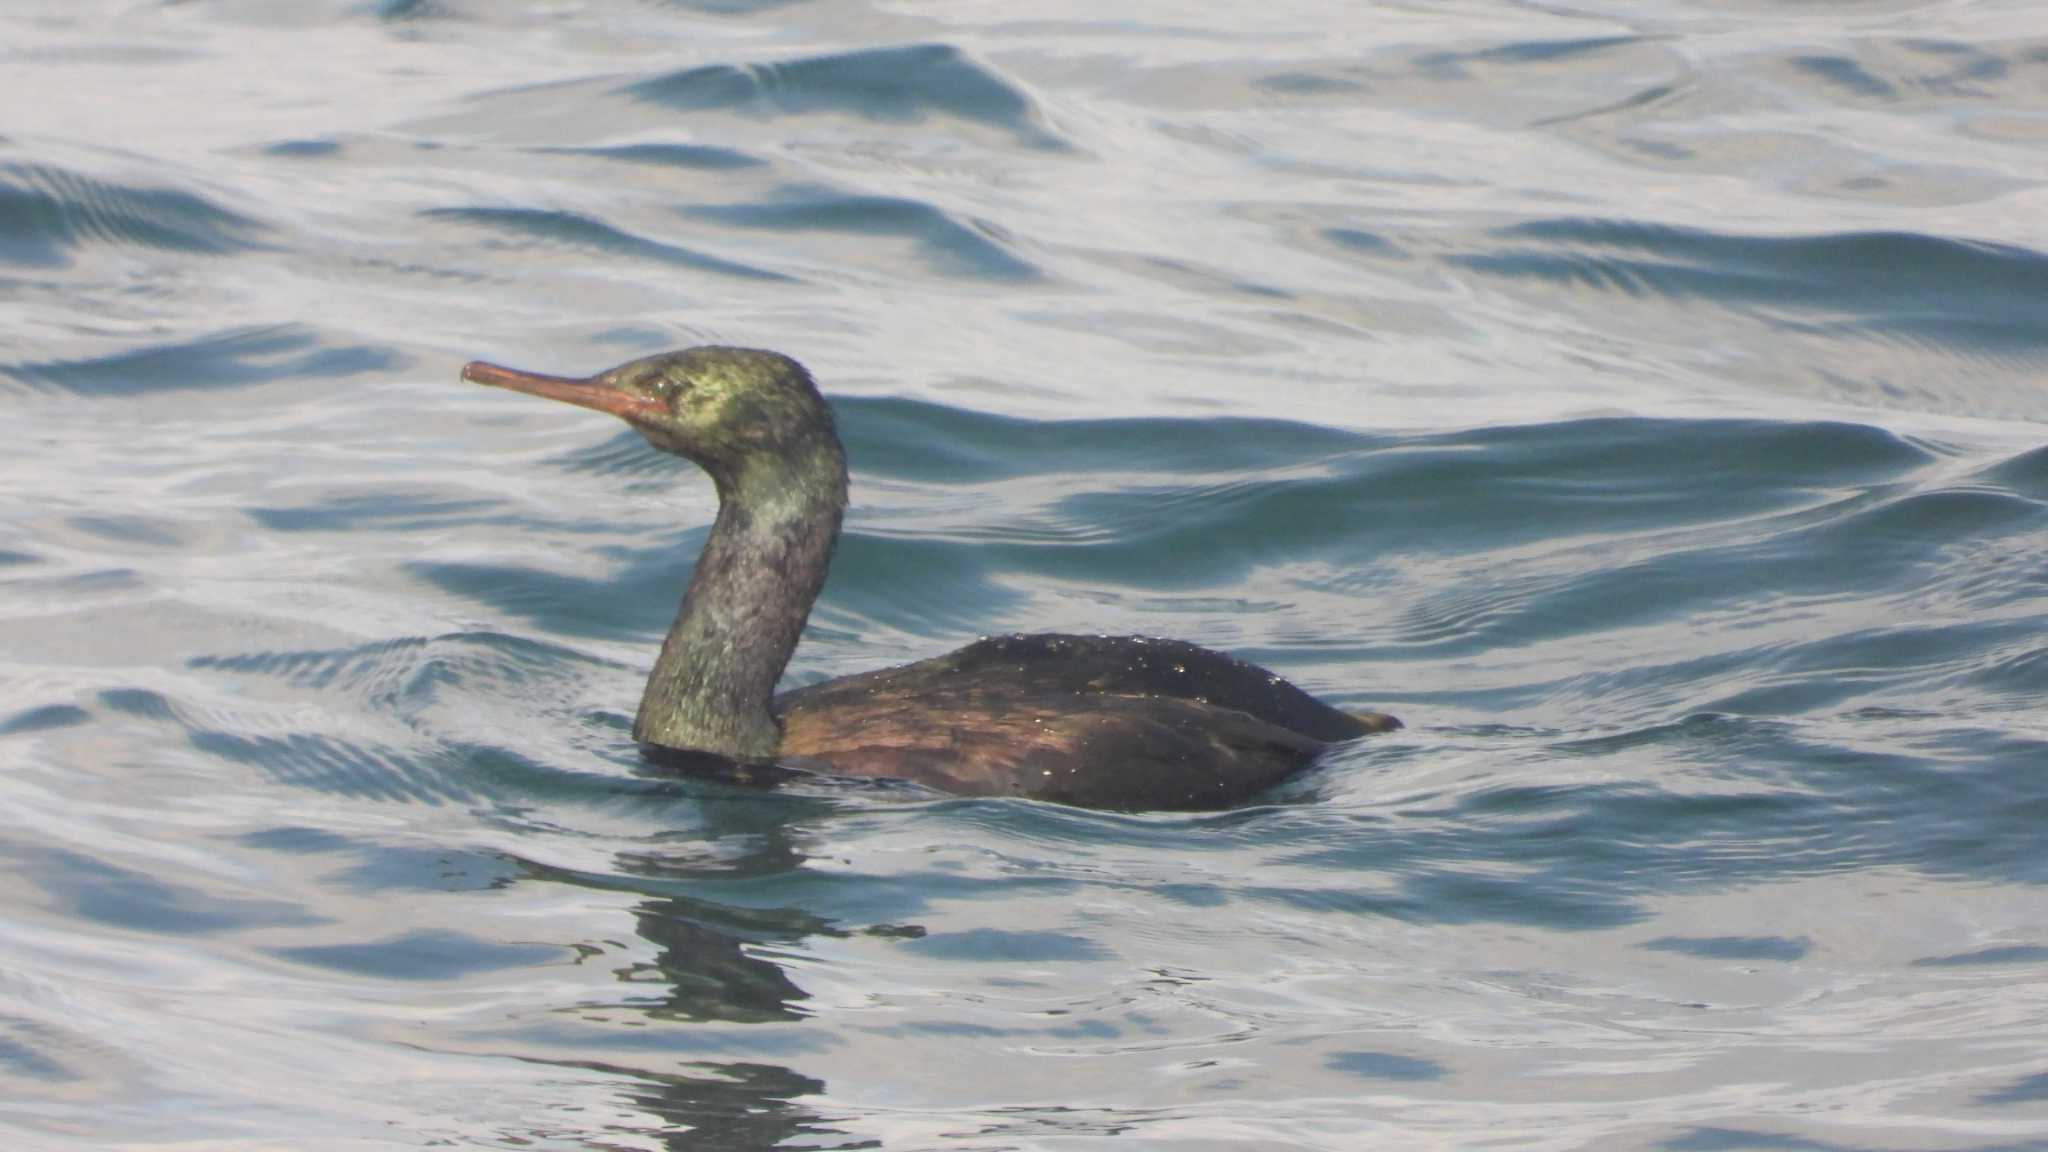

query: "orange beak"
xmin=462 ymin=360 xmax=666 ymax=422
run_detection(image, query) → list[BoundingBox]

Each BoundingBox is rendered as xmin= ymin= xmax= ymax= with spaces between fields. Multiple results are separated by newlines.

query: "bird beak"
xmin=462 ymin=360 xmax=666 ymax=422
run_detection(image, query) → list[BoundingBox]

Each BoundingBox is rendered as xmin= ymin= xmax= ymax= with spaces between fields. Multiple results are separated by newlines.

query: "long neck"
xmin=633 ymin=432 xmax=847 ymax=760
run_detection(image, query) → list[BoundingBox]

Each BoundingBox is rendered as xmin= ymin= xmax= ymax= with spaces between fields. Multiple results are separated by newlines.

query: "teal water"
xmin=3 ymin=2 xmax=2047 ymax=1149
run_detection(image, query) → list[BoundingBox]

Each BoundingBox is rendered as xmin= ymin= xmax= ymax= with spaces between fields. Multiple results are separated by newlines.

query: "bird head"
xmin=462 ymin=346 xmax=834 ymax=477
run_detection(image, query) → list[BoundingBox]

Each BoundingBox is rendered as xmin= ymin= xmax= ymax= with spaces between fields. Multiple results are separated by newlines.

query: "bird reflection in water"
xmin=514 ymin=785 xmax=908 ymax=1149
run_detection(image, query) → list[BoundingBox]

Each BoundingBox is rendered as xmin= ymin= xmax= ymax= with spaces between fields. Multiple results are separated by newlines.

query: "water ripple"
xmin=535 ymin=142 xmax=767 ymax=171
xmin=0 ymin=161 xmax=265 ymax=267
xmin=7 ymin=4 xmax=2048 ymax=1147
xmin=1 ymin=324 xmax=404 ymax=395
xmin=1457 ymin=219 xmax=2048 ymax=358
xmin=624 ymin=43 xmax=1066 ymax=150
xmin=420 ymin=206 xmax=793 ymax=282
xmin=685 ymin=186 xmax=1041 ymax=282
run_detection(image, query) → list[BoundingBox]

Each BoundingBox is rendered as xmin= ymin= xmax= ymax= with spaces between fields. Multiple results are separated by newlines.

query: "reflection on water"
xmin=525 ymin=814 xmax=860 ymax=1149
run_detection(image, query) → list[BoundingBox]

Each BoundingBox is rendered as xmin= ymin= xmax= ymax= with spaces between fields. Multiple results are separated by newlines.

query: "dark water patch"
xmin=1416 ymin=35 xmax=1649 ymax=78
xmin=1261 ymin=720 xmax=2048 ymax=928
xmin=467 ymin=740 xmax=731 ymax=808
xmin=539 ymin=142 xmax=766 ymax=170
xmin=1109 ymin=252 xmax=1291 ymax=299
xmin=1902 ymin=39 xmax=1972 ymax=55
xmin=408 ymin=532 xmax=983 ymax=683
xmin=1913 ymin=944 xmax=2048 ymax=967
xmin=248 ymin=831 xmax=570 ymax=904
xmin=818 ymin=532 xmax=1021 ymax=637
xmin=67 ymin=514 xmax=186 ymax=548
xmin=6 ymin=566 xmax=144 ymax=595
xmin=1380 ymin=576 xmax=1565 ymax=659
xmin=191 ymin=632 xmax=605 ymax=716
xmin=1785 ymin=43 xmax=2010 ymax=103
xmin=1324 ymin=226 xmax=1405 ymax=258
xmin=98 ymin=687 xmax=177 ymax=720
xmin=1532 ymin=81 xmax=1683 ymax=129
xmin=663 ymin=0 xmax=817 ymax=11
xmin=0 ymin=548 xmax=37 ymax=567
xmin=0 ymin=704 xmax=91 ymax=737
xmin=239 ymin=825 xmax=356 ymax=854
xmin=625 ymin=43 xmax=1064 ymax=150
xmin=1792 ymin=54 xmax=1899 ymax=102
xmin=1897 ymin=40 xmax=2010 ymax=96
xmin=248 ymin=491 xmax=503 ymax=534
xmin=1044 ymin=1018 xmax=1121 ymax=1041
xmin=1816 ymin=485 xmax=2044 ymax=545
xmin=269 ymin=928 xmax=562 ymax=980
xmin=1984 ymin=442 xmax=2048 ymax=501
xmin=8 ymin=845 xmax=322 ymax=936
xmin=1963 ymin=643 xmax=2048 ymax=697
xmin=410 ymin=547 xmax=709 ymax=642
xmin=1907 ymin=736 xmax=2048 ymax=883
xmin=330 ymin=846 xmax=521 ymax=893
xmin=1410 ymin=487 xmax=2036 ymax=661
xmin=1401 ymin=869 xmax=1645 ymax=929
xmin=0 ymin=161 xmax=266 ymax=266
xmin=925 ymin=789 xmax=1310 ymax=852
xmin=1716 ymin=724 xmax=2048 ymax=886
xmin=904 ymin=928 xmax=1109 ymax=962
xmin=541 ymin=427 xmax=689 ymax=486
xmin=1700 ymin=620 xmax=2039 ymax=716
xmin=1457 ymin=219 xmax=2048 ymax=356
xmin=4 ymin=6 xmax=2041 ymax=1144
xmin=193 ymin=635 xmax=434 ymax=694
xmin=263 ymin=138 xmax=341 ymax=158
xmin=1327 ymin=1051 xmax=1445 ymax=1081
xmin=887 ymin=1021 xmax=1009 ymax=1038
xmin=1257 ymin=71 xmax=1366 ymax=96
xmin=685 ymin=186 xmax=1041 ymax=281
xmin=1234 ymin=883 xmax=1438 ymax=923
xmin=374 ymin=0 xmax=456 ymax=19
xmin=590 ymin=324 xmax=671 ymax=348
xmin=0 ymin=1018 xmax=80 ymax=1083
xmin=881 ymin=1017 xmax=1123 ymax=1041
xmin=1641 ymin=935 xmax=1811 ymax=962
xmin=1151 ymin=881 xmax=1228 ymax=907
xmin=422 ymin=206 xmax=792 ymax=282
xmin=1247 ymin=779 xmax=1696 ymax=929
xmin=2 ymin=324 xmax=404 ymax=395
xmin=1980 ymin=1071 xmax=2048 ymax=1105
xmin=836 ymin=396 xmax=1370 ymax=485
xmin=884 ymin=409 xmax=1922 ymax=558
xmin=192 ymin=730 xmax=482 ymax=805
xmin=1672 ymin=1124 xmax=2048 ymax=1152
xmin=1006 ymin=417 xmax=1924 ymax=595
xmin=1663 ymin=1130 xmax=1846 ymax=1151
xmin=1805 ymin=312 xmax=2048 ymax=362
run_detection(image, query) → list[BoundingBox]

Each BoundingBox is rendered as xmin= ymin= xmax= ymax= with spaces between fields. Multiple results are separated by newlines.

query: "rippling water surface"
xmin=4 ymin=2 xmax=2047 ymax=1148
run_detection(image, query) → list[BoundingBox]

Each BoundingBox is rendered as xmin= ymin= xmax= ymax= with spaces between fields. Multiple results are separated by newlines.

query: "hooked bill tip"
xmin=461 ymin=360 xmax=538 ymax=388
xmin=460 ymin=357 xmax=665 ymax=421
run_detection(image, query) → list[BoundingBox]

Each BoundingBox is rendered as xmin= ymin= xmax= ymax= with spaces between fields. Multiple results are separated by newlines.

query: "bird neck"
xmin=633 ymin=432 xmax=847 ymax=760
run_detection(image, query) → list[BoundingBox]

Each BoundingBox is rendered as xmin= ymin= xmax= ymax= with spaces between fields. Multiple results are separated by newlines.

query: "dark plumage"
xmin=463 ymin=347 xmax=1398 ymax=811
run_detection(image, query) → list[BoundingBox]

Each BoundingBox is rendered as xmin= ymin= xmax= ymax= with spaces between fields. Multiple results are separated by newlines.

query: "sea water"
xmin=2 ymin=2 xmax=2046 ymax=1148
